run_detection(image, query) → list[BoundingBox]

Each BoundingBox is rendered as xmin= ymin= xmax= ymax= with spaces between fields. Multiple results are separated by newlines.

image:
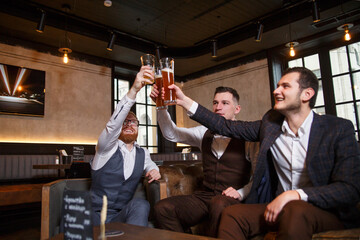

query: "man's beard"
xmin=119 ymin=129 xmax=138 ymax=144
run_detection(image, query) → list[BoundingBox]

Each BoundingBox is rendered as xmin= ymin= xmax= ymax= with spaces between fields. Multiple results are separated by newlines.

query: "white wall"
xmin=0 ymin=43 xmax=111 ymax=144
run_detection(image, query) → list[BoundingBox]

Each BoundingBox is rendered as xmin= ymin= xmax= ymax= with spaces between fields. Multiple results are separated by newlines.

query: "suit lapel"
xmin=306 ymin=113 xmax=324 ymax=167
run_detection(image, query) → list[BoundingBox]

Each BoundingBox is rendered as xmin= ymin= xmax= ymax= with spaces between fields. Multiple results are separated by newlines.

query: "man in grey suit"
xmin=168 ymin=67 xmax=360 ymax=240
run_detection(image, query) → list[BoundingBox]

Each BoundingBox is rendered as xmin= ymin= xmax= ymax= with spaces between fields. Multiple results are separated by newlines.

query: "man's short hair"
xmin=283 ymin=67 xmax=319 ymax=108
xmin=127 ymin=111 xmax=138 ymax=121
xmin=214 ymin=86 xmax=240 ymax=104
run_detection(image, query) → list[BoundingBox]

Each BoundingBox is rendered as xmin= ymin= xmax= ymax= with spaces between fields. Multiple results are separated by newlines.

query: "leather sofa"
xmin=154 ymin=163 xmax=360 ymax=240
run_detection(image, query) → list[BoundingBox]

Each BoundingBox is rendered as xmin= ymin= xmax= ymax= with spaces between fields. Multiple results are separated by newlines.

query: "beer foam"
xmin=161 ymin=67 xmax=173 ymax=73
xmin=155 ymin=74 xmax=162 ymax=78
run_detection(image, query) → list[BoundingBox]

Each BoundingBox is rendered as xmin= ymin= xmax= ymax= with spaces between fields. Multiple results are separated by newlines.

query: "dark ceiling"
xmin=0 ymin=0 xmax=359 ymax=81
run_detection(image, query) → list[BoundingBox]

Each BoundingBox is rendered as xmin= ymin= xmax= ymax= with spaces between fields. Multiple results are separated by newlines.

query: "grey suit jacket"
xmin=191 ymin=105 xmax=360 ymax=228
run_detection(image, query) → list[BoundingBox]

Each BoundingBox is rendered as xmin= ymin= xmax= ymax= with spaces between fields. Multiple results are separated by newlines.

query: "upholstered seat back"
xmin=159 ymin=163 xmax=203 ymax=197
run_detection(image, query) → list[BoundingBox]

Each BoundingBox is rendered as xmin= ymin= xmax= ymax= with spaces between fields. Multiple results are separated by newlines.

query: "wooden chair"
xmin=41 ymin=178 xmax=92 ymax=240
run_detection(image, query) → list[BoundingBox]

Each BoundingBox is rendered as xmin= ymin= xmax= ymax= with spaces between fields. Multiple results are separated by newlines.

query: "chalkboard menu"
xmin=61 ymin=190 xmax=93 ymax=240
xmin=73 ymin=146 xmax=85 ymax=161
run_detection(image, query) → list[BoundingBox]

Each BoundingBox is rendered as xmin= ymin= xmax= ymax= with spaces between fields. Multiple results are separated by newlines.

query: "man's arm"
xmin=157 ymin=109 xmax=206 ymax=149
xmin=143 ymin=148 xmax=161 ymax=183
xmin=303 ymin=119 xmax=360 ymax=209
xmin=92 ymin=66 xmax=154 ymax=170
xmin=169 ymin=84 xmax=261 ymax=142
xmin=150 ymin=85 xmax=206 ymax=148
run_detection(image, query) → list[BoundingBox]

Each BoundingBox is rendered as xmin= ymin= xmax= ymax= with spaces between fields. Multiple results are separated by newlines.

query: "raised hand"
xmin=150 ymin=84 xmax=160 ymax=103
xmin=128 ymin=66 xmax=154 ymax=99
xmin=168 ymin=84 xmax=194 ymax=110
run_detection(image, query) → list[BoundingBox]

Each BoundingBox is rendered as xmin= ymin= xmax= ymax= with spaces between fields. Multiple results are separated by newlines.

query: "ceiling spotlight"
xmin=337 ymin=23 xmax=353 ymax=41
xmin=104 ymin=0 xmax=112 ymax=7
xmin=255 ymin=22 xmax=264 ymax=42
xmin=211 ymin=39 xmax=217 ymax=58
xmin=312 ymin=0 xmax=320 ymax=23
xmin=106 ymin=32 xmax=116 ymax=51
xmin=285 ymin=41 xmax=299 ymax=57
xmin=36 ymin=10 xmax=46 ymax=33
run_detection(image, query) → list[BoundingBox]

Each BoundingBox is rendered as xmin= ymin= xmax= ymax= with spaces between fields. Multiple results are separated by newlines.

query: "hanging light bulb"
xmin=344 ymin=25 xmax=351 ymax=41
xmin=337 ymin=23 xmax=353 ymax=42
xmin=63 ymin=50 xmax=69 ymax=63
xmin=285 ymin=42 xmax=299 ymax=57
xmin=59 ymin=34 xmax=72 ymax=64
xmin=289 ymin=43 xmax=295 ymax=57
xmin=58 ymin=4 xmax=72 ymax=64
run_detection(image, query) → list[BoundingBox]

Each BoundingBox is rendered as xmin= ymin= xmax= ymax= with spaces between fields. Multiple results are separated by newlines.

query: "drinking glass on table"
xmin=140 ymin=54 xmax=155 ymax=84
xmin=154 ymin=67 xmax=167 ymax=109
xmin=160 ymin=57 xmax=176 ymax=105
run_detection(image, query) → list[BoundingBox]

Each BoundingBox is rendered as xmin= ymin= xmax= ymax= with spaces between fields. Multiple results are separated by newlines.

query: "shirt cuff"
xmin=187 ymin=101 xmax=199 ymax=116
xmin=125 ymin=94 xmax=136 ymax=104
xmin=237 ymin=189 xmax=244 ymax=201
xmin=296 ymin=189 xmax=308 ymax=201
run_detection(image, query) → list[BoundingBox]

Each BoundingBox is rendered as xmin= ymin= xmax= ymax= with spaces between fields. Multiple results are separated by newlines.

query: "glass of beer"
xmin=154 ymin=67 xmax=166 ymax=109
xmin=140 ymin=54 xmax=155 ymax=84
xmin=160 ymin=57 xmax=176 ymax=105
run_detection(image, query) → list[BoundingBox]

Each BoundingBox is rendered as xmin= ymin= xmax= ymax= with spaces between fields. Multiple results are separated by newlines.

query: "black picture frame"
xmin=0 ymin=63 xmax=45 ymax=117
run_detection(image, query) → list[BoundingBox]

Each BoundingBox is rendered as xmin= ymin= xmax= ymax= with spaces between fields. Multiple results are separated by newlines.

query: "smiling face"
xmin=212 ymin=92 xmax=241 ymax=120
xmin=273 ymin=72 xmax=304 ymax=114
xmin=119 ymin=113 xmax=139 ymax=144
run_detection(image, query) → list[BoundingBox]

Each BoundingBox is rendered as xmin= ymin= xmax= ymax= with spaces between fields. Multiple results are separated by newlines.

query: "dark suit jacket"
xmin=191 ymin=105 xmax=360 ymax=228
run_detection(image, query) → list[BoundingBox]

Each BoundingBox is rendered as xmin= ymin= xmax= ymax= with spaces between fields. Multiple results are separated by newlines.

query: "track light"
xmin=211 ymin=39 xmax=217 ymax=58
xmin=285 ymin=42 xmax=299 ymax=57
xmin=104 ymin=0 xmax=112 ymax=7
xmin=36 ymin=10 xmax=46 ymax=33
xmin=255 ymin=22 xmax=264 ymax=42
xmin=337 ymin=23 xmax=353 ymax=42
xmin=312 ymin=0 xmax=320 ymax=23
xmin=107 ymin=32 xmax=116 ymax=51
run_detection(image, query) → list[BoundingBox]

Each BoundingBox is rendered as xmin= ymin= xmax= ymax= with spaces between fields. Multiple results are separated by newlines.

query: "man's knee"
xmin=281 ymin=200 xmax=308 ymax=220
xmin=154 ymin=198 xmax=176 ymax=216
xmin=130 ymin=198 xmax=150 ymax=213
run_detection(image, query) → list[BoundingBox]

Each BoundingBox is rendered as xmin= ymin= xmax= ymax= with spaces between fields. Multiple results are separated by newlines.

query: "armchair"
xmin=148 ymin=163 xmax=360 ymax=240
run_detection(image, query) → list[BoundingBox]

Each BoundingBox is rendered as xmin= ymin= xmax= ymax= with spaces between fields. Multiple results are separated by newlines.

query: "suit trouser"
xmin=218 ymin=200 xmax=344 ymax=240
xmin=92 ymin=198 xmax=150 ymax=227
xmin=154 ymin=190 xmax=240 ymax=237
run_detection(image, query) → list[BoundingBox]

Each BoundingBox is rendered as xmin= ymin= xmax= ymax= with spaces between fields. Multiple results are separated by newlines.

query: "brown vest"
xmin=201 ymin=130 xmax=251 ymax=194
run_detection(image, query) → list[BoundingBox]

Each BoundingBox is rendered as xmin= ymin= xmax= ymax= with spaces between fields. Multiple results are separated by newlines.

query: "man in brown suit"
xmin=151 ymin=86 xmax=258 ymax=237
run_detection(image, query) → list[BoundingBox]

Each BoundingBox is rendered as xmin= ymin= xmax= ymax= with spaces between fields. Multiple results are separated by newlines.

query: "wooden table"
xmin=33 ymin=164 xmax=71 ymax=177
xmin=52 ymin=222 xmax=220 ymax=240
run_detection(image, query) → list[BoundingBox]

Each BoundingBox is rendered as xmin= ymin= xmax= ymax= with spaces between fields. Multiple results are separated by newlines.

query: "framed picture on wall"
xmin=0 ymin=63 xmax=45 ymax=117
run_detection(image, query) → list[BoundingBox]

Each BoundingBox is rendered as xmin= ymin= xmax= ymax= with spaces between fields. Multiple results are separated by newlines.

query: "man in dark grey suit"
xmin=168 ymin=67 xmax=360 ymax=240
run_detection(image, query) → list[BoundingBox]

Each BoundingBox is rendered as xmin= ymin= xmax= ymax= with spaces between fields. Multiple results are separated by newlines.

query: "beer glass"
xmin=154 ymin=67 xmax=166 ymax=109
xmin=140 ymin=54 xmax=155 ymax=84
xmin=160 ymin=57 xmax=176 ymax=105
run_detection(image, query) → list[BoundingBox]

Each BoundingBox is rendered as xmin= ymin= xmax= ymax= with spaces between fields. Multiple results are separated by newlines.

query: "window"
xmin=286 ymin=41 xmax=360 ymax=139
xmin=330 ymin=42 xmax=360 ymax=139
xmin=113 ymin=77 xmax=159 ymax=153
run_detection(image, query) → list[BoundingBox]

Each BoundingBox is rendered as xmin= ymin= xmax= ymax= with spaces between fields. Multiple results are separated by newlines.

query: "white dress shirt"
xmin=91 ymin=94 xmax=159 ymax=179
xmin=270 ymin=111 xmax=314 ymax=201
xmin=158 ymin=107 xmax=258 ymax=200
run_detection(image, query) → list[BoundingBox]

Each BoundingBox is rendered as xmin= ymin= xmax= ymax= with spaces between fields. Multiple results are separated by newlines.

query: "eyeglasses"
xmin=123 ymin=119 xmax=139 ymax=126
